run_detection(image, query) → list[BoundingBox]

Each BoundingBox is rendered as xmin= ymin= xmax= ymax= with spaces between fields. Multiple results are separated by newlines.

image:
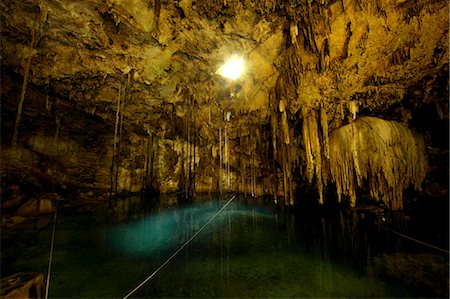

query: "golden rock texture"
xmin=0 ymin=0 xmax=448 ymax=209
xmin=329 ymin=116 xmax=428 ymax=210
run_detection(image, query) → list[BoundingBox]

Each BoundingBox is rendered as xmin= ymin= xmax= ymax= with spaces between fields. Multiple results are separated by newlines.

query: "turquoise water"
xmin=1 ymin=195 xmax=440 ymax=298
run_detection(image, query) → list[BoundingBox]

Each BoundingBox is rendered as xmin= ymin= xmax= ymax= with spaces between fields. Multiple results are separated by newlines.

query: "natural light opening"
xmin=216 ymin=55 xmax=245 ymax=80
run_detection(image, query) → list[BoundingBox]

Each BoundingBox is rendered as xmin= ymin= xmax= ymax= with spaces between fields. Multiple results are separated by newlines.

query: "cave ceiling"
xmin=1 ymin=0 xmax=448 ymax=140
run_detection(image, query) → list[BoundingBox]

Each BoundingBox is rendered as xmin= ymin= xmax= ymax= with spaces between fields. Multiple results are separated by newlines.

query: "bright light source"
xmin=216 ymin=55 xmax=245 ymax=80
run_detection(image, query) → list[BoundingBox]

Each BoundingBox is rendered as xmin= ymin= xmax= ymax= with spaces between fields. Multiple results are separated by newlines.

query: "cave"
xmin=1 ymin=0 xmax=448 ymax=298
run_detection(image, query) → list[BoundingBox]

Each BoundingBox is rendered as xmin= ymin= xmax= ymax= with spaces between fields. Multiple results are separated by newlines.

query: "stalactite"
xmin=186 ymin=108 xmax=189 ymax=198
xmin=302 ymin=108 xmax=324 ymax=204
xmin=306 ymin=1 xmax=319 ymax=54
xmin=180 ymin=134 xmax=186 ymax=198
xmin=290 ymin=22 xmax=299 ymax=45
xmin=142 ymin=138 xmax=148 ymax=191
xmin=53 ymin=116 xmax=61 ymax=185
xmin=12 ymin=5 xmax=48 ymax=149
xmin=250 ymin=158 xmax=254 ymax=197
xmin=148 ymin=134 xmax=158 ymax=192
xmin=284 ymin=144 xmax=288 ymax=204
xmin=192 ymin=101 xmax=197 ymax=197
xmin=252 ymin=151 xmax=256 ymax=197
xmin=241 ymin=135 xmax=247 ymax=196
xmin=302 ymin=108 xmax=314 ymax=183
xmin=329 ymin=116 xmax=428 ymax=210
xmin=319 ymin=108 xmax=330 ymax=192
xmin=320 ymin=108 xmax=330 ymax=160
xmin=53 ymin=117 xmax=60 ymax=155
xmin=281 ymin=142 xmax=293 ymax=205
xmin=279 ymin=100 xmax=290 ymax=145
xmin=109 ymin=73 xmax=129 ymax=207
xmin=340 ymin=22 xmax=352 ymax=60
xmin=188 ymin=96 xmax=195 ymax=198
xmin=249 ymin=131 xmax=256 ymax=198
xmin=12 ymin=22 xmax=37 ymax=149
xmin=339 ymin=101 xmax=345 ymax=120
xmin=225 ymin=126 xmax=229 ymax=191
xmin=184 ymin=105 xmax=189 ymax=199
xmin=281 ymin=143 xmax=287 ymax=204
xmin=241 ymin=157 xmax=246 ymax=196
xmin=270 ymin=90 xmax=296 ymax=205
xmin=269 ymin=92 xmax=280 ymax=202
xmin=109 ymin=84 xmax=122 ymax=208
xmin=348 ymin=100 xmax=359 ymax=120
xmin=272 ymin=93 xmax=295 ymax=204
xmin=318 ymin=37 xmax=330 ymax=73
xmin=180 ymin=94 xmax=198 ymax=199
xmin=139 ymin=140 xmax=146 ymax=191
xmin=155 ymin=138 xmax=161 ymax=192
xmin=270 ymin=94 xmax=278 ymax=162
xmin=219 ymin=127 xmax=223 ymax=194
xmin=288 ymin=128 xmax=295 ymax=205
xmin=435 ymin=102 xmax=445 ymax=119
xmin=116 ymin=78 xmax=126 ymax=199
xmin=45 ymin=94 xmax=51 ymax=111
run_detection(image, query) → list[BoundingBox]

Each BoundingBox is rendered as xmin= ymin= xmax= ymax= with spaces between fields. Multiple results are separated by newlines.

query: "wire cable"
xmin=45 ymin=202 xmax=58 ymax=299
xmin=123 ymin=195 xmax=236 ymax=299
xmin=387 ymin=228 xmax=449 ymax=254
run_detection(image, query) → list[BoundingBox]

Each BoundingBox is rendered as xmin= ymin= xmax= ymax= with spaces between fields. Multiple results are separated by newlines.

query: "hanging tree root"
xmin=328 ymin=116 xmax=428 ymax=210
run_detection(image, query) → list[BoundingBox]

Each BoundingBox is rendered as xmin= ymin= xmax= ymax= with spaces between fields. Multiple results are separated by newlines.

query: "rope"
xmin=387 ymin=228 xmax=449 ymax=254
xmin=45 ymin=202 xmax=58 ymax=299
xmin=123 ymin=195 xmax=236 ymax=299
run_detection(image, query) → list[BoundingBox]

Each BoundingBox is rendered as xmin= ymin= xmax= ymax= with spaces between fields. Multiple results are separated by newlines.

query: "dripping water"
xmin=242 ymin=161 xmax=246 ymax=196
xmin=225 ymin=125 xmax=230 ymax=191
xmin=219 ymin=127 xmax=222 ymax=195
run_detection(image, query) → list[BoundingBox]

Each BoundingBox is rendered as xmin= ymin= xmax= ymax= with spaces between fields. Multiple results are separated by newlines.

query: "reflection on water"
xmin=1 ymin=194 xmax=447 ymax=298
xmin=108 ymin=200 xmax=272 ymax=257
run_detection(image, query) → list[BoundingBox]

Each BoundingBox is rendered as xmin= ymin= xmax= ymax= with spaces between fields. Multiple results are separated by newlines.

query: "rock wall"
xmin=0 ymin=0 xmax=448 ymax=211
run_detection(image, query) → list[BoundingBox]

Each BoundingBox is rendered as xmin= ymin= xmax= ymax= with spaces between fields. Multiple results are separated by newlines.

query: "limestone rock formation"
xmin=329 ymin=116 xmax=428 ymax=210
xmin=1 ymin=0 xmax=448 ymax=210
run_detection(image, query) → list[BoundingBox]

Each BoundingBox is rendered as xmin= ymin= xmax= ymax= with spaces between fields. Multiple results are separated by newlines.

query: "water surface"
xmin=2 ymin=194 xmax=446 ymax=298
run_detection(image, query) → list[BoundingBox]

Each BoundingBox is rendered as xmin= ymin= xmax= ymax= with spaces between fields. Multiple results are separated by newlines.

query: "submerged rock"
xmin=14 ymin=193 xmax=59 ymax=216
xmin=0 ymin=272 xmax=44 ymax=299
